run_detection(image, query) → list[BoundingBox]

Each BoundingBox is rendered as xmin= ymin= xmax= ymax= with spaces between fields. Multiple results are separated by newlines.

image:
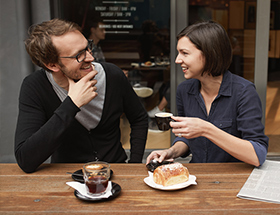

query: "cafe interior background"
xmin=1 ymin=0 xmax=279 ymax=163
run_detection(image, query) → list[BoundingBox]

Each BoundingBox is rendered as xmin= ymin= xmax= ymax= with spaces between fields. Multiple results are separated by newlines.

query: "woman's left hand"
xmin=170 ymin=116 xmax=209 ymax=139
xmin=170 ymin=116 xmax=261 ymax=167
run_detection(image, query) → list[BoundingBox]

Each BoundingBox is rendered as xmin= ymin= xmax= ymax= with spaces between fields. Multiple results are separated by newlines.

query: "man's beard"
xmin=59 ymin=62 xmax=80 ymax=82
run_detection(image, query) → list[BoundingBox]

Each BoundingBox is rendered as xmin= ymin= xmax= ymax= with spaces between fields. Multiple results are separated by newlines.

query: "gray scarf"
xmin=46 ymin=62 xmax=106 ymax=130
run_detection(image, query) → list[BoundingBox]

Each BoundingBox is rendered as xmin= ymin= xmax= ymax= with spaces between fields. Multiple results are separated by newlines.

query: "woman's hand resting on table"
xmin=146 ymin=148 xmax=174 ymax=165
xmin=146 ymin=141 xmax=189 ymax=165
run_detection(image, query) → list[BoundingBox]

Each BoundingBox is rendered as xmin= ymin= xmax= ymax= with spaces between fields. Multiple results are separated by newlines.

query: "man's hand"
xmin=67 ymin=71 xmax=98 ymax=108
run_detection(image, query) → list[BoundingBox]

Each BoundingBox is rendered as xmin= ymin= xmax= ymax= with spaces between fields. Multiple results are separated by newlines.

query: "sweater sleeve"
xmin=105 ymin=63 xmax=148 ymax=163
xmin=14 ymin=73 xmax=80 ymax=173
xmin=172 ymin=81 xmax=191 ymax=157
xmin=122 ymin=77 xmax=148 ymax=162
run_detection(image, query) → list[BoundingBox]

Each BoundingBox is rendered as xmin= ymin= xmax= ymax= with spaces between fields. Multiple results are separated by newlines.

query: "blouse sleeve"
xmin=236 ymin=83 xmax=269 ymax=165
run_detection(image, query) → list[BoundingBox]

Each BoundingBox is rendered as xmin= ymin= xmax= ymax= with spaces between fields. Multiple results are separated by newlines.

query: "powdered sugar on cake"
xmin=160 ymin=162 xmax=184 ymax=171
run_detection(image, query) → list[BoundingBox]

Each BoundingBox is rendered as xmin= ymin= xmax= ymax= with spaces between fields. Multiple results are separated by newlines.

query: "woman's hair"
xmin=25 ymin=18 xmax=81 ymax=71
xmin=177 ymin=20 xmax=232 ymax=77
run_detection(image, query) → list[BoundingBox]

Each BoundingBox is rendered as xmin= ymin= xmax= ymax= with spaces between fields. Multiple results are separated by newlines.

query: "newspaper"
xmin=237 ymin=160 xmax=280 ymax=204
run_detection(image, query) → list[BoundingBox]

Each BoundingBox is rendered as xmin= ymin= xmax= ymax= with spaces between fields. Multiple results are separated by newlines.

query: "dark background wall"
xmin=0 ymin=0 xmax=50 ymax=162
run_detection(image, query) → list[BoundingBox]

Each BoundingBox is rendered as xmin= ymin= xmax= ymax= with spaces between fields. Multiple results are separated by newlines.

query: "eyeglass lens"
xmin=77 ymin=40 xmax=94 ymax=62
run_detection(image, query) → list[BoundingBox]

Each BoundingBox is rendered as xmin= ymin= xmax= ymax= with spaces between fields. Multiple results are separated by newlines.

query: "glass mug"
xmin=83 ymin=161 xmax=110 ymax=196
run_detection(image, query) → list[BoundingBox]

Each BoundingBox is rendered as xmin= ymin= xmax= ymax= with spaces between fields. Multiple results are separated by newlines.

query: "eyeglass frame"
xmin=59 ymin=39 xmax=94 ymax=63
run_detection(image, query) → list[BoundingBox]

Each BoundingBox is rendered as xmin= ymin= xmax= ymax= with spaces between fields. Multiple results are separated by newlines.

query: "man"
xmin=15 ymin=18 xmax=148 ymax=173
xmin=84 ymin=19 xmax=128 ymax=77
xmin=86 ymin=20 xmax=106 ymax=63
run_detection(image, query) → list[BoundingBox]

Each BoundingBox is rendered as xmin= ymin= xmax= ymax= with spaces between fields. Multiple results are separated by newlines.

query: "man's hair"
xmin=25 ymin=18 xmax=81 ymax=71
xmin=177 ymin=20 xmax=232 ymax=77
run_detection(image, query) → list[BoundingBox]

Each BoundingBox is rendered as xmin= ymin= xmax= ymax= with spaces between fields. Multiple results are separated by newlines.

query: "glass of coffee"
xmin=155 ymin=112 xmax=173 ymax=131
xmin=83 ymin=161 xmax=110 ymax=196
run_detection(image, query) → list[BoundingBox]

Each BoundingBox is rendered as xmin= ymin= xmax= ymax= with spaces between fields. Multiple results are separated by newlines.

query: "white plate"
xmin=155 ymin=62 xmax=170 ymax=66
xmin=141 ymin=62 xmax=156 ymax=67
xmin=144 ymin=171 xmax=197 ymax=190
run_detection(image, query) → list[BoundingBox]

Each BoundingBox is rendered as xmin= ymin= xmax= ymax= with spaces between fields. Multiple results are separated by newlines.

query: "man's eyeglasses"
xmin=59 ymin=40 xmax=94 ymax=63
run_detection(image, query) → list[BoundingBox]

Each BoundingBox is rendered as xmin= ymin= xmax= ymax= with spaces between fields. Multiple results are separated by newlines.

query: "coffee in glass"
xmin=83 ymin=161 xmax=110 ymax=196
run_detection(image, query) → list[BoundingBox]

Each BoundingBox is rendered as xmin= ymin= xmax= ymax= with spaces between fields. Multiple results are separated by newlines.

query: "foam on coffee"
xmin=155 ymin=112 xmax=173 ymax=118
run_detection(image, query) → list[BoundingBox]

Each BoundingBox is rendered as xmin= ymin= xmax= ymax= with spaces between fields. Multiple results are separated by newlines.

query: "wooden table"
xmin=1 ymin=163 xmax=279 ymax=214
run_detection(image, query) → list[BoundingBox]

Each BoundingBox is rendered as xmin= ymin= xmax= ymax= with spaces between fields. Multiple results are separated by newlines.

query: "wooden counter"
xmin=1 ymin=163 xmax=279 ymax=214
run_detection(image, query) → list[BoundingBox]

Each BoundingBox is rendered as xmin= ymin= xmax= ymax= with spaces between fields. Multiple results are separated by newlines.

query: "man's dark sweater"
xmin=15 ymin=62 xmax=148 ymax=173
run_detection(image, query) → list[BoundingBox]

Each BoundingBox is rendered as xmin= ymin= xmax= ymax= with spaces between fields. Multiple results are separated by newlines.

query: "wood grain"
xmin=1 ymin=163 xmax=280 ymax=214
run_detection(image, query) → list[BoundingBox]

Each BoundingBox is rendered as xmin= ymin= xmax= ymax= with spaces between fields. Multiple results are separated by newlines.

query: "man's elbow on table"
xmin=15 ymin=154 xmax=40 ymax=173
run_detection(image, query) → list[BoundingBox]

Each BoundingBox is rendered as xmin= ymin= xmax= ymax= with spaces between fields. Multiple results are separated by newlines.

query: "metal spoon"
xmin=66 ymin=172 xmax=83 ymax=177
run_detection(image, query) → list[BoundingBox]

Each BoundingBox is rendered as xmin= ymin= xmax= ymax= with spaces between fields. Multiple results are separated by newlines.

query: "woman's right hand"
xmin=146 ymin=148 xmax=174 ymax=165
xmin=146 ymin=141 xmax=189 ymax=165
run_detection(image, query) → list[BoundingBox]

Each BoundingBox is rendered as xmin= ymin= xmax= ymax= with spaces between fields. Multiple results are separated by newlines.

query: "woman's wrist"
xmin=202 ymin=121 xmax=216 ymax=139
xmin=167 ymin=147 xmax=175 ymax=158
xmin=171 ymin=141 xmax=189 ymax=158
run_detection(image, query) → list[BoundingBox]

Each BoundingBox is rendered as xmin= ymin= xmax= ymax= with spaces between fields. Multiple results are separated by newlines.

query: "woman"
xmin=146 ymin=21 xmax=268 ymax=167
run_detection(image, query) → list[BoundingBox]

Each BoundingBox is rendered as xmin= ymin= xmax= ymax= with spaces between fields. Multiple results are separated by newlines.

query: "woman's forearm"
xmin=203 ymin=122 xmax=260 ymax=166
xmin=169 ymin=141 xmax=189 ymax=159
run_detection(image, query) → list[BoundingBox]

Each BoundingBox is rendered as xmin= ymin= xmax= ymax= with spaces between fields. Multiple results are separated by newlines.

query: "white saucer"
xmin=144 ymin=171 xmax=197 ymax=190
